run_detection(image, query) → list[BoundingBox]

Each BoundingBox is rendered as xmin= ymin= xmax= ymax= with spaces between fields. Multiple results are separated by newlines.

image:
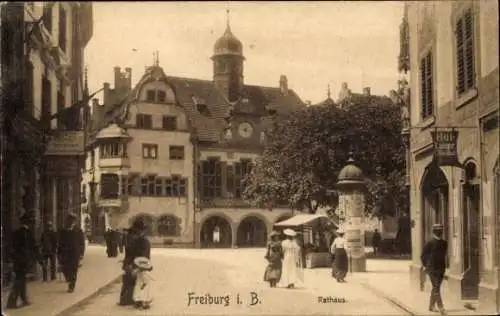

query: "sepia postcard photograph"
xmin=0 ymin=1 xmax=499 ymax=315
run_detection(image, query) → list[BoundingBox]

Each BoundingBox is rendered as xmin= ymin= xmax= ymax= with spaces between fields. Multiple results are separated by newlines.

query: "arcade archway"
xmin=236 ymin=216 xmax=268 ymax=247
xmin=200 ymin=216 xmax=232 ymax=248
xmin=420 ymin=163 xmax=449 ymax=245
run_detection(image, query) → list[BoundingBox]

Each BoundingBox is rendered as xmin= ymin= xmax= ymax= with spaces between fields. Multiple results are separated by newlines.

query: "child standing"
xmin=133 ymin=257 xmax=153 ymax=309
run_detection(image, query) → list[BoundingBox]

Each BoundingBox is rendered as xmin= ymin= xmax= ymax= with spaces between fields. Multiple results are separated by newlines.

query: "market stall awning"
xmin=274 ymin=214 xmax=330 ymax=227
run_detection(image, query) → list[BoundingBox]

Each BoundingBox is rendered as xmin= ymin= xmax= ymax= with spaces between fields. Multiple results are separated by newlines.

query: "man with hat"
xmin=420 ymin=223 xmax=448 ymax=314
xmin=6 ymin=212 xmax=39 ymax=309
xmin=40 ymin=220 xmax=58 ymax=282
xmin=57 ymin=213 xmax=85 ymax=293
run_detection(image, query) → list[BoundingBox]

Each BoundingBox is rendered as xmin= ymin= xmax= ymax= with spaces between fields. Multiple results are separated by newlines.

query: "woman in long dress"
xmin=263 ymin=231 xmax=283 ymax=287
xmin=330 ymin=228 xmax=349 ymax=282
xmin=278 ymin=229 xmax=304 ymax=289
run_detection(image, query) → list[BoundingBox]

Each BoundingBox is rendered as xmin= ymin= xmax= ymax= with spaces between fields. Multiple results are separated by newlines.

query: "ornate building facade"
xmin=82 ymin=18 xmax=305 ymax=247
xmin=404 ymin=1 xmax=499 ymax=313
xmin=1 ymin=2 xmax=93 ymax=284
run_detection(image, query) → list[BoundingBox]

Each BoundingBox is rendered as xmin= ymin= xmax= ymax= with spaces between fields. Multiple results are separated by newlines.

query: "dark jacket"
xmin=41 ymin=229 xmax=58 ymax=255
xmin=11 ymin=225 xmax=39 ymax=270
xmin=421 ymin=237 xmax=448 ymax=272
xmin=58 ymin=226 xmax=85 ymax=263
xmin=372 ymin=232 xmax=382 ymax=246
xmin=122 ymin=232 xmax=150 ymax=271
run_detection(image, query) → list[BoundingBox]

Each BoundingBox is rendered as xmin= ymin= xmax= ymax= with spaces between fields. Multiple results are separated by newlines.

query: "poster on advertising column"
xmin=345 ymin=227 xmax=364 ymax=259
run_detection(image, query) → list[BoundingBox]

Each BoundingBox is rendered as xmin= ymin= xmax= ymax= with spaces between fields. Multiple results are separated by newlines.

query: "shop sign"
xmin=430 ymin=129 xmax=461 ymax=167
xmin=45 ymin=131 xmax=85 ymax=156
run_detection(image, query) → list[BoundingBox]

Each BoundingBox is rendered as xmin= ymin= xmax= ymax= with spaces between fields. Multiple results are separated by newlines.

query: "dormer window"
xmin=145 ymin=89 xmax=169 ymax=103
xmin=157 ymin=90 xmax=166 ymax=103
xmin=146 ymin=90 xmax=156 ymax=102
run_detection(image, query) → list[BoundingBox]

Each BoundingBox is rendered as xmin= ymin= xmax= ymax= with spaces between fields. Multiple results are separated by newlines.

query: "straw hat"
xmin=133 ymin=257 xmax=152 ymax=270
xmin=283 ymin=228 xmax=297 ymax=237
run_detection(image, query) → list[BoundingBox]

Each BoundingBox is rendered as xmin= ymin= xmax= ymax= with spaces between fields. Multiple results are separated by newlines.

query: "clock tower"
xmin=211 ymin=10 xmax=245 ymax=102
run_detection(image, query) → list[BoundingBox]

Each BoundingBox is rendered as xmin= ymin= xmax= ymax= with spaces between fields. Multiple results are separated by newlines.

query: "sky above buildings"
xmin=85 ymin=1 xmax=404 ymax=104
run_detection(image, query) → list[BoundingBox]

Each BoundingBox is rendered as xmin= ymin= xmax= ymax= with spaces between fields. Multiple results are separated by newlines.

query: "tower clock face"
xmin=238 ymin=122 xmax=253 ymax=138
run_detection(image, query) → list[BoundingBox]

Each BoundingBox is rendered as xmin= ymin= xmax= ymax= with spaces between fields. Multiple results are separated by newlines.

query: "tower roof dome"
xmin=213 ymin=10 xmax=244 ymax=58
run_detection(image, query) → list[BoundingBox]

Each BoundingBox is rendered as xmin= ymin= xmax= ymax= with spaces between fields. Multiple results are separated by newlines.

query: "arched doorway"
xmin=237 ymin=216 xmax=268 ymax=247
xmin=200 ymin=216 xmax=232 ymax=248
xmin=420 ymin=163 xmax=449 ymax=247
xmin=461 ymin=161 xmax=480 ymax=299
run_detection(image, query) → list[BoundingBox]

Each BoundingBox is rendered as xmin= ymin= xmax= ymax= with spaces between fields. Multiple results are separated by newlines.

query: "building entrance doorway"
xmin=461 ymin=162 xmax=480 ymax=300
xmin=200 ymin=216 xmax=232 ymax=248
xmin=421 ymin=163 xmax=449 ymax=244
xmin=237 ymin=216 xmax=268 ymax=247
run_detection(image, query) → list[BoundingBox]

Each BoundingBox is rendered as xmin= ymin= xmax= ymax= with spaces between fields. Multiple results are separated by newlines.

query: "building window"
xmin=165 ymin=178 xmax=172 ymax=196
xmin=100 ymin=174 xmax=119 ymax=199
xmin=157 ymin=90 xmax=166 ymax=103
xmin=157 ymin=215 xmax=178 ymax=236
xmin=155 ymin=178 xmax=163 ymax=196
xmin=41 ymin=73 xmax=51 ymax=122
xmin=90 ymin=150 xmax=95 ymax=167
xmin=226 ymin=165 xmax=235 ymax=194
xmin=141 ymin=177 xmax=148 ymax=195
xmin=127 ymin=174 xmax=139 ymax=196
xmin=148 ymin=175 xmax=155 ymax=196
xmin=146 ymin=90 xmax=156 ymax=102
xmin=420 ymin=51 xmax=433 ymax=120
xmin=142 ymin=144 xmax=158 ymax=159
xmin=456 ymin=8 xmax=475 ymax=95
xmin=121 ymin=176 xmax=127 ymax=196
xmin=162 ymin=116 xmax=177 ymax=131
xmin=42 ymin=4 xmax=52 ymax=34
xmin=136 ymin=114 xmax=152 ymax=129
xmin=201 ymin=158 xmax=222 ymax=198
xmin=169 ymin=146 xmax=184 ymax=160
xmin=234 ymin=159 xmax=253 ymax=198
xmin=100 ymin=142 xmax=123 ymax=158
xmin=58 ymin=6 xmax=66 ymax=52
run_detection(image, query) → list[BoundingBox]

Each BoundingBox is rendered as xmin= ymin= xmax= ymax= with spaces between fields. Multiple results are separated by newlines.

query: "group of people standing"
xmin=6 ymin=213 xmax=85 ymax=310
xmin=104 ymin=228 xmax=127 ymax=258
xmin=117 ymin=218 xmax=154 ymax=310
xmin=263 ymin=228 xmax=304 ymax=289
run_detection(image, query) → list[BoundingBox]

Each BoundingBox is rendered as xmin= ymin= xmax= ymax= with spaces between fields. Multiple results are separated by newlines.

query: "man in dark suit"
xmin=6 ymin=213 xmax=39 ymax=309
xmin=40 ymin=220 xmax=58 ymax=282
xmin=421 ymin=223 xmax=448 ymax=314
xmin=57 ymin=214 xmax=85 ymax=293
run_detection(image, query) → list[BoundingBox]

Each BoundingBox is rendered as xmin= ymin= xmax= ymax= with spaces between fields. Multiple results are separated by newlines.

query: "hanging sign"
xmin=430 ymin=129 xmax=461 ymax=167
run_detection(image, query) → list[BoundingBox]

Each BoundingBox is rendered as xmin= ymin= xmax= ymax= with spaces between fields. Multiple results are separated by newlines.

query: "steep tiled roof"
xmin=89 ymin=66 xmax=305 ymax=145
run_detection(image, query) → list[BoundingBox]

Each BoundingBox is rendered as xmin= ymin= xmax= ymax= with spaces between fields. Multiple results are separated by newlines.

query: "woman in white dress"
xmin=133 ymin=257 xmax=154 ymax=310
xmin=278 ymin=229 xmax=304 ymax=289
xmin=330 ymin=228 xmax=349 ymax=282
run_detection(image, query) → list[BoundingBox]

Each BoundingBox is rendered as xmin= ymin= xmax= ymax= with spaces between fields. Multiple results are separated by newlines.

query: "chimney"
xmin=279 ymin=75 xmax=288 ymax=95
xmin=114 ymin=66 xmax=121 ymax=90
xmin=124 ymin=67 xmax=132 ymax=91
xmin=363 ymin=87 xmax=371 ymax=96
xmin=103 ymin=82 xmax=110 ymax=105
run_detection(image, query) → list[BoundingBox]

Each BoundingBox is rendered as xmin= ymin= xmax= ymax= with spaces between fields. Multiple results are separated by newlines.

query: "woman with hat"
xmin=330 ymin=227 xmax=349 ymax=282
xmin=132 ymin=256 xmax=154 ymax=310
xmin=118 ymin=218 xmax=151 ymax=306
xmin=263 ymin=231 xmax=283 ymax=288
xmin=277 ymin=228 xmax=303 ymax=289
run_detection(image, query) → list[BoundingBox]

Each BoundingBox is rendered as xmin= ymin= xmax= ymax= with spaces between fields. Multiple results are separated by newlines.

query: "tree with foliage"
xmin=243 ymin=93 xmax=409 ymax=220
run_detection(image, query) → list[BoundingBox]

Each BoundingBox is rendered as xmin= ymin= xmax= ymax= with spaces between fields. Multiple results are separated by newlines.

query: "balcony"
xmin=97 ymin=196 xmax=129 ymax=210
xmin=98 ymin=157 xmax=130 ymax=169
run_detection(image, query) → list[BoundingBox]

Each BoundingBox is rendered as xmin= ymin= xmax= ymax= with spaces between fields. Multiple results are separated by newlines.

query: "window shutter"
xmin=425 ymin=53 xmax=433 ymax=117
xmin=464 ymin=9 xmax=474 ymax=90
xmin=456 ymin=18 xmax=465 ymax=94
xmin=419 ymin=59 xmax=426 ymax=119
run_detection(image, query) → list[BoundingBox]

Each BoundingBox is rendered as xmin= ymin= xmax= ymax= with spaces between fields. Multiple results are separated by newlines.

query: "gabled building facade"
xmin=404 ymin=1 xmax=499 ymax=313
xmin=82 ymin=19 xmax=305 ymax=247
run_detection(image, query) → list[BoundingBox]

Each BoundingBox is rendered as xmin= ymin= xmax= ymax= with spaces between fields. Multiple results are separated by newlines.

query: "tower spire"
xmin=226 ymin=9 xmax=231 ymax=32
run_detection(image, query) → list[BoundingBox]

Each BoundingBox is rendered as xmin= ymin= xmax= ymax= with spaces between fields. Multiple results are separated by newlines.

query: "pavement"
xmin=1 ymin=245 xmax=123 ymax=316
xmin=1 ymin=247 xmax=484 ymax=316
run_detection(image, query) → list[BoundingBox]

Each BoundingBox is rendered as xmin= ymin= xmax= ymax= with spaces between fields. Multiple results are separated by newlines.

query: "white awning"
xmin=274 ymin=214 xmax=330 ymax=227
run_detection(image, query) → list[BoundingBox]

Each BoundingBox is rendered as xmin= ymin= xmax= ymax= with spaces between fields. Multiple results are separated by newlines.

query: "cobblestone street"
xmin=67 ymin=248 xmax=408 ymax=315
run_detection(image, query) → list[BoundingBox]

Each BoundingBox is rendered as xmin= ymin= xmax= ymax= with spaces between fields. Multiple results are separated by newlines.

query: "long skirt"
xmin=119 ymin=272 xmax=137 ymax=305
xmin=264 ymin=262 xmax=282 ymax=282
xmin=334 ymin=248 xmax=348 ymax=280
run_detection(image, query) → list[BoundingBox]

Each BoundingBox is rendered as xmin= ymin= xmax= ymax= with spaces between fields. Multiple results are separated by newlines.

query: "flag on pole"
xmin=49 ymin=88 xmax=103 ymax=128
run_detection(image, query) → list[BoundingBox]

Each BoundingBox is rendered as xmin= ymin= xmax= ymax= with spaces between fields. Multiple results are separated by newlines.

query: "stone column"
xmin=336 ymin=154 xmax=367 ymax=272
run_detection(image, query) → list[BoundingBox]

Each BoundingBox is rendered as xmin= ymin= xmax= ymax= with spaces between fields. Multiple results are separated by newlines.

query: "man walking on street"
xmin=58 ymin=214 xmax=85 ymax=293
xmin=40 ymin=220 xmax=58 ymax=282
xmin=421 ymin=223 xmax=448 ymax=315
xmin=372 ymin=229 xmax=381 ymax=256
xmin=6 ymin=213 xmax=39 ymax=309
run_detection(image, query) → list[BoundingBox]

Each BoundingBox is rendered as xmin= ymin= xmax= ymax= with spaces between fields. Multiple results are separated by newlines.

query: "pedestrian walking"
xmin=421 ymin=223 xmax=448 ymax=314
xmin=118 ymin=229 xmax=126 ymax=254
xmin=40 ymin=220 xmax=58 ymax=282
xmin=263 ymin=231 xmax=283 ymax=288
xmin=118 ymin=218 xmax=151 ymax=306
xmin=330 ymin=228 xmax=349 ymax=282
xmin=104 ymin=228 xmax=113 ymax=257
xmin=6 ymin=213 xmax=39 ymax=309
xmin=57 ymin=214 xmax=85 ymax=293
xmin=277 ymin=228 xmax=303 ymax=289
xmin=372 ymin=229 xmax=381 ymax=256
xmin=132 ymin=256 xmax=154 ymax=310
